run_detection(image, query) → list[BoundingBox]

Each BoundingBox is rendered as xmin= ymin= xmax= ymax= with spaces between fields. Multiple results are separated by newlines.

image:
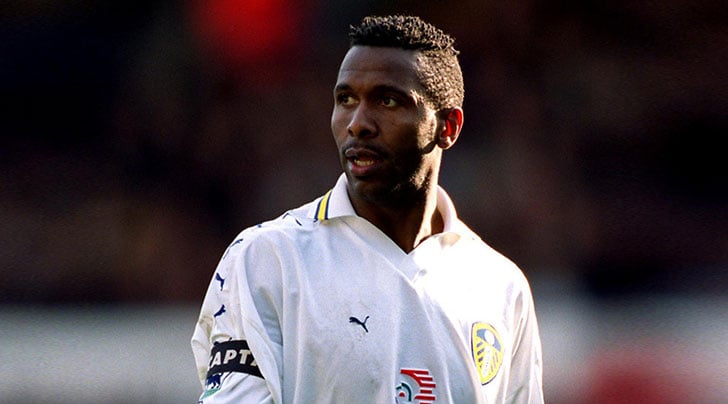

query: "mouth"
xmin=344 ymin=147 xmax=383 ymax=176
xmin=351 ymin=157 xmax=376 ymax=167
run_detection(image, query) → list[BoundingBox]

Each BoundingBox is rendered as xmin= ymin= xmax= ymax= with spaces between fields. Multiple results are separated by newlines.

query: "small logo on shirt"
xmin=395 ymin=368 xmax=437 ymax=403
xmin=222 ymin=238 xmax=244 ymax=259
xmin=471 ymin=322 xmax=504 ymax=385
xmin=214 ymin=273 xmax=225 ymax=290
xmin=349 ymin=315 xmax=370 ymax=333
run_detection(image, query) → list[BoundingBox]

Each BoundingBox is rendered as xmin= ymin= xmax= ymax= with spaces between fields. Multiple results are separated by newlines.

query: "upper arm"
xmin=506 ymin=277 xmax=544 ymax=403
xmin=192 ymin=233 xmax=285 ymax=403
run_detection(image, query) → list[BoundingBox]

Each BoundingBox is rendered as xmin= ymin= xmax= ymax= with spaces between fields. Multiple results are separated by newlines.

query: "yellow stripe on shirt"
xmin=316 ymin=190 xmax=332 ymax=221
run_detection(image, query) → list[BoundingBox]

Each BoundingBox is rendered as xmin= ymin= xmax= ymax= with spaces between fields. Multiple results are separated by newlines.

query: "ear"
xmin=437 ymin=107 xmax=464 ymax=150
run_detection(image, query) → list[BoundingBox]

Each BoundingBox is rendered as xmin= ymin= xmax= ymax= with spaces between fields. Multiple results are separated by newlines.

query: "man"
xmin=192 ymin=15 xmax=543 ymax=403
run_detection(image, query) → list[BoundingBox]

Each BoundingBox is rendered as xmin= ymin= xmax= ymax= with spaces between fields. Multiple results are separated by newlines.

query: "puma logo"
xmin=282 ymin=212 xmax=303 ymax=226
xmin=349 ymin=315 xmax=370 ymax=333
xmin=223 ymin=238 xmax=244 ymax=259
xmin=215 ymin=273 xmax=225 ymax=290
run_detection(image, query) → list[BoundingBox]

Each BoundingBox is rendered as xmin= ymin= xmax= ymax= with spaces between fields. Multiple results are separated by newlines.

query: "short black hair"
xmin=348 ymin=15 xmax=464 ymax=110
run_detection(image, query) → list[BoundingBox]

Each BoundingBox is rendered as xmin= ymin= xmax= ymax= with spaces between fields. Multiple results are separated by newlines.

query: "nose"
xmin=347 ymin=104 xmax=376 ymax=138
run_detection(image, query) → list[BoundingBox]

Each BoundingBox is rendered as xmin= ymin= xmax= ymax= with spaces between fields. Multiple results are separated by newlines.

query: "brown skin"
xmin=331 ymin=46 xmax=463 ymax=252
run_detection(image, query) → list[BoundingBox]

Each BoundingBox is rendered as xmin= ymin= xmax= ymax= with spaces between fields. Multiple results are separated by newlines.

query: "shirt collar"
xmin=310 ymin=174 xmax=468 ymax=243
xmin=310 ymin=174 xmax=357 ymax=221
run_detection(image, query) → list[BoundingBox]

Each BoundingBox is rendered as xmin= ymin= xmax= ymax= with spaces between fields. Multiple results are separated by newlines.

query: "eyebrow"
xmin=333 ymin=83 xmax=414 ymax=99
xmin=333 ymin=83 xmax=352 ymax=94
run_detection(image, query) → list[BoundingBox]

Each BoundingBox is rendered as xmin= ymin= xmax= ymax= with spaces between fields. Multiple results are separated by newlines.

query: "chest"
xmin=282 ymin=235 xmax=516 ymax=333
xmin=276 ymin=235 xmax=516 ymax=372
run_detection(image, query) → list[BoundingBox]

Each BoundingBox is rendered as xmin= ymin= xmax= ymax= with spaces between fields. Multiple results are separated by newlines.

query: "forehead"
xmin=336 ymin=46 xmax=422 ymax=90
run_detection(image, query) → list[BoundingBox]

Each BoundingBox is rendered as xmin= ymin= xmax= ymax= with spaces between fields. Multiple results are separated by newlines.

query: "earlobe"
xmin=438 ymin=107 xmax=464 ymax=149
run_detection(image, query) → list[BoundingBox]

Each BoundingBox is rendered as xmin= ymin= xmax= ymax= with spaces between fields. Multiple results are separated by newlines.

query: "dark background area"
xmin=1 ymin=0 xmax=726 ymax=304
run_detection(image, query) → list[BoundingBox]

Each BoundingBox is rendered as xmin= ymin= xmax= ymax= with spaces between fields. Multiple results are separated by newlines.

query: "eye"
xmin=380 ymin=96 xmax=399 ymax=107
xmin=336 ymin=93 xmax=356 ymax=106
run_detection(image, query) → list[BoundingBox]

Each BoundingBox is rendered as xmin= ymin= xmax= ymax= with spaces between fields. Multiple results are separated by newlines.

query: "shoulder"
xmin=454 ymin=226 xmax=531 ymax=288
xmin=220 ymin=197 xmax=334 ymax=263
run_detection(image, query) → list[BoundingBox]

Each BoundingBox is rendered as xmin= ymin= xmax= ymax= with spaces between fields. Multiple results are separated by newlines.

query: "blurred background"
xmin=1 ymin=1 xmax=726 ymax=402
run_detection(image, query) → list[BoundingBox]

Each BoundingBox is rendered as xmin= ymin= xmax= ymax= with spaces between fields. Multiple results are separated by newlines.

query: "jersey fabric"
xmin=191 ymin=174 xmax=543 ymax=403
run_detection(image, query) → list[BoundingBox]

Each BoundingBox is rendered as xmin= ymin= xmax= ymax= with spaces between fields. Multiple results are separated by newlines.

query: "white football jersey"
xmin=192 ymin=174 xmax=543 ymax=403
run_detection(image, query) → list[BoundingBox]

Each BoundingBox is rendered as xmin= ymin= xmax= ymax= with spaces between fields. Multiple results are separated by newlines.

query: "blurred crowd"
xmin=1 ymin=0 xmax=725 ymax=303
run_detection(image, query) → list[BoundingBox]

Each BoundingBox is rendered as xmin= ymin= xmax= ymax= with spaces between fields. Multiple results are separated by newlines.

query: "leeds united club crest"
xmin=471 ymin=322 xmax=504 ymax=385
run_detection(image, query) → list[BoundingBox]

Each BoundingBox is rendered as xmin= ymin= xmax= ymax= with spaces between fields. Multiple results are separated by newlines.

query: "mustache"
xmin=341 ymin=141 xmax=390 ymax=159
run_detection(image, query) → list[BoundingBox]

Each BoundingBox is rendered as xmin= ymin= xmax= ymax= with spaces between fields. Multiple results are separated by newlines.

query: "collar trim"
xmin=311 ymin=174 xmax=469 ymax=243
xmin=315 ymin=189 xmax=333 ymax=221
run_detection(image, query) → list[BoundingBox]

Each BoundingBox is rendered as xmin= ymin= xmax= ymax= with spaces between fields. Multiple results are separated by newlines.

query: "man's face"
xmin=331 ymin=46 xmax=443 ymax=207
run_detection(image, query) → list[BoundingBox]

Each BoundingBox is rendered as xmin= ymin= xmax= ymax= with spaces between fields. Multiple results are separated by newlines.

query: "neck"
xmin=353 ymin=181 xmax=443 ymax=253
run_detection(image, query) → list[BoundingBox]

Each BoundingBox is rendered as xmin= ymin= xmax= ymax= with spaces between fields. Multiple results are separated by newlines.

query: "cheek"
xmin=330 ymin=111 xmax=346 ymax=141
xmin=420 ymin=115 xmax=440 ymax=143
xmin=396 ymin=120 xmax=436 ymax=153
